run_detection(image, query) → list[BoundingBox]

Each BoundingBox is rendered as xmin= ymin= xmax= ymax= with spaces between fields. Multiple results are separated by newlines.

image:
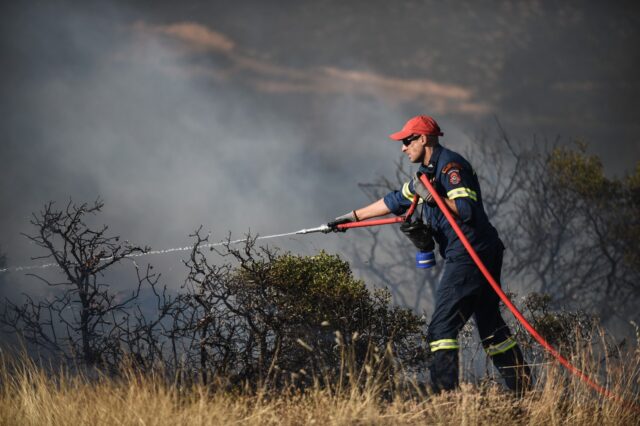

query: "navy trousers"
xmin=427 ymin=243 xmax=531 ymax=394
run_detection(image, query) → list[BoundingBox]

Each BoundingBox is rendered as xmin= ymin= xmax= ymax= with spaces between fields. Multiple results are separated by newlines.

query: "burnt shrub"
xmin=510 ymin=292 xmax=597 ymax=364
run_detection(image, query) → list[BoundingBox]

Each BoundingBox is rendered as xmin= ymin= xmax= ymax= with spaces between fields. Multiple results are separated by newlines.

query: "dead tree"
xmin=1 ymin=199 xmax=158 ymax=368
xmin=508 ymin=144 xmax=640 ymax=326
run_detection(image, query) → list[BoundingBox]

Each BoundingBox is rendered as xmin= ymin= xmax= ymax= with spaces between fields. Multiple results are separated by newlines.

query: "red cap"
xmin=389 ymin=115 xmax=444 ymax=140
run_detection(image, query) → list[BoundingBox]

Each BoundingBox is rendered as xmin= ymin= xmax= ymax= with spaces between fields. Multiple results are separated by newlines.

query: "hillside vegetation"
xmin=1 ymin=141 xmax=639 ymax=424
xmin=0 ymin=340 xmax=638 ymax=425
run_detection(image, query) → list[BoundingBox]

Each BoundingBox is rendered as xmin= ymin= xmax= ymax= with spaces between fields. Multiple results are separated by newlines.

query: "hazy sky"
xmin=1 ymin=1 xmax=639 ymax=302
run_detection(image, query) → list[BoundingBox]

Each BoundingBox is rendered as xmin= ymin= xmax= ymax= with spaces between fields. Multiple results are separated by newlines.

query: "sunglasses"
xmin=402 ymin=135 xmax=420 ymax=146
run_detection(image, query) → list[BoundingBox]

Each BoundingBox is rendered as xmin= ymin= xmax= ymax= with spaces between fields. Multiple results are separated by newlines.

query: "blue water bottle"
xmin=416 ymin=250 xmax=436 ymax=269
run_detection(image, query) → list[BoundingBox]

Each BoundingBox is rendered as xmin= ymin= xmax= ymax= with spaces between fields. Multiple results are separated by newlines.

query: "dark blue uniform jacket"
xmin=383 ymin=145 xmax=502 ymax=261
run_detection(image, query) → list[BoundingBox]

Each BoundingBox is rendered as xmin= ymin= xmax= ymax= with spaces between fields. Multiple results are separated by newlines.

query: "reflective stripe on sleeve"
xmin=485 ymin=337 xmax=517 ymax=356
xmin=446 ymin=187 xmax=478 ymax=201
xmin=401 ymin=182 xmax=414 ymax=201
xmin=429 ymin=338 xmax=459 ymax=352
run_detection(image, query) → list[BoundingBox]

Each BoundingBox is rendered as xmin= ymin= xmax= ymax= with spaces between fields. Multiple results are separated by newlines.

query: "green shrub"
xmin=183 ymin=236 xmax=428 ymax=388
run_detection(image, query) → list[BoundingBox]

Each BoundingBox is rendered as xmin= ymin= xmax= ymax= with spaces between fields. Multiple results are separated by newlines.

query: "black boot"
xmin=491 ymin=346 xmax=531 ymax=397
xmin=429 ymin=349 xmax=459 ymax=393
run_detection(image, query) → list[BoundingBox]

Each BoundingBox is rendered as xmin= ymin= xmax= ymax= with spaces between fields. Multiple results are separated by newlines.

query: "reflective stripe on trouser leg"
xmin=430 ymin=338 xmax=459 ymax=352
xmin=484 ymin=336 xmax=517 ymax=356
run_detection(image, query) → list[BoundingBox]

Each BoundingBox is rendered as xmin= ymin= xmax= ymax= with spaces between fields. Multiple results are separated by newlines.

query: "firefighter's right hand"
xmin=327 ymin=211 xmax=357 ymax=232
xmin=400 ymin=220 xmax=435 ymax=252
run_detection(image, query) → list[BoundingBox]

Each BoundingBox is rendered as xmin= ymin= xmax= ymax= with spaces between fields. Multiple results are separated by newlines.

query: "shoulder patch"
xmin=448 ymin=170 xmax=461 ymax=185
xmin=443 ymin=162 xmax=463 ymax=186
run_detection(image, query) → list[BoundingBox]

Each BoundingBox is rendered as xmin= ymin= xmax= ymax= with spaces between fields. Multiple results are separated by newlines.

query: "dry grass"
xmin=0 ymin=343 xmax=638 ymax=426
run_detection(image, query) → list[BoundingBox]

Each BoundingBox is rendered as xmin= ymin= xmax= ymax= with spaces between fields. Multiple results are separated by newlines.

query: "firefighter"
xmin=328 ymin=115 xmax=531 ymax=395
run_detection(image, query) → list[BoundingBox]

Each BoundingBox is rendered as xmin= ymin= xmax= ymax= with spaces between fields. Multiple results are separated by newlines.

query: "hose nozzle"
xmin=297 ymin=225 xmax=331 ymax=234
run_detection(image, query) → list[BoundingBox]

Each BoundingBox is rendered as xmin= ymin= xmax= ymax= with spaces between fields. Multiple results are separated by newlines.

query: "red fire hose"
xmin=413 ymin=174 xmax=635 ymax=408
xmin=337 ymin=192 xmax=420 ymax=230
xmin=336 ymin=175 xmax=636 ymax=409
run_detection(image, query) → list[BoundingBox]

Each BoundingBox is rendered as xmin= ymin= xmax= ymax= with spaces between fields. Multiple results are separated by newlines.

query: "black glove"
xmin=327 ymin=211 xmax=358 ymax=232
xmin=400 ymin=220 xmax=435 ymax=252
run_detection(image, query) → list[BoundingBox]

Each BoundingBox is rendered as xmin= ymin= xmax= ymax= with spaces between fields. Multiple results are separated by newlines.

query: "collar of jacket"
xmin=420 ymin=144 xmax=443 ymax=177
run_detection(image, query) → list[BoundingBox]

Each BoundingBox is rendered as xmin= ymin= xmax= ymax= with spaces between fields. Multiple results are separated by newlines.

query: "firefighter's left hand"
xmin=412 ymin=172 xmax=437 ymax=207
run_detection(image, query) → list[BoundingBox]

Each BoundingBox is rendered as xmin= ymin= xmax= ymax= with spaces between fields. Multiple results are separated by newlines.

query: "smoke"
xmin=1 ymin=0 xmax=639 ymax=311
xmin=0 ymin=2 xmax=413 ymax=301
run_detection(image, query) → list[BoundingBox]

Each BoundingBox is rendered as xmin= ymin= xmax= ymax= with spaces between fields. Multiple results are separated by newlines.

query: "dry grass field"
xmin=1 ymin=341 xmax=638 ymax=426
